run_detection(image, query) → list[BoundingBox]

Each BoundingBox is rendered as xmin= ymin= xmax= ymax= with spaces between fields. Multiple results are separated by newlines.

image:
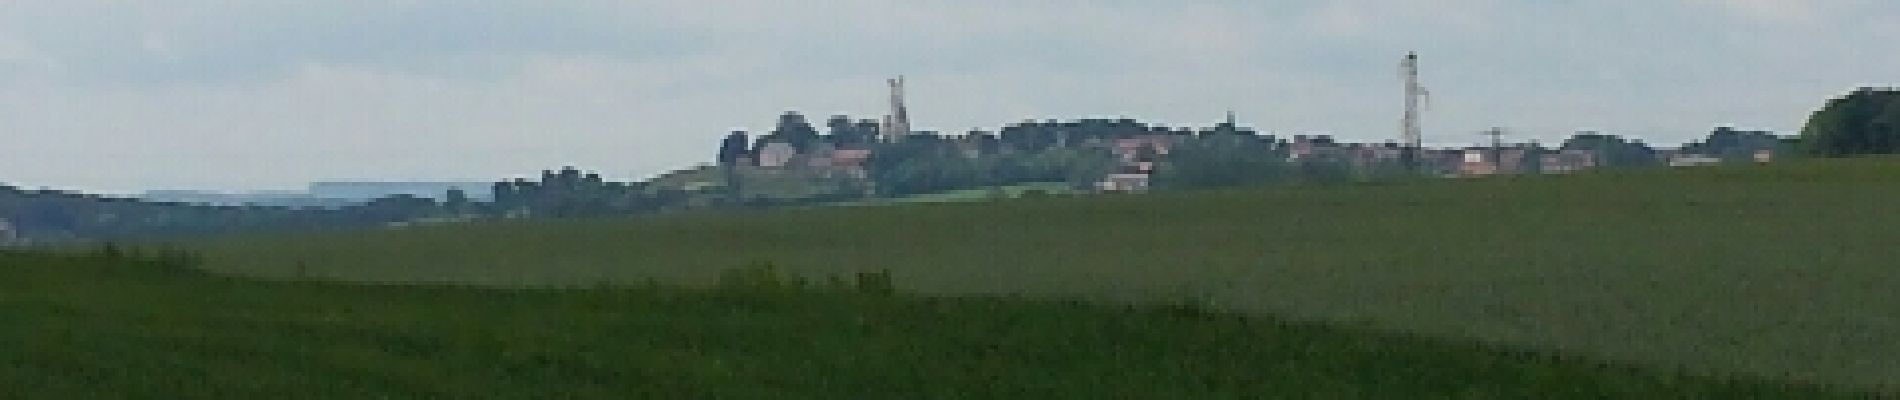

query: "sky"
xmin=0 ymin=1 xmax=1895 ymax=193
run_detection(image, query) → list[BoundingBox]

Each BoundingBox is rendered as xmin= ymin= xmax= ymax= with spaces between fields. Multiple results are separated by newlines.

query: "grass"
xmin=0 ymin=251 xmax=1864 ymax=398
xmin=832 ymin=182 xmax=1082 ymax=206
xmin=185 ymin=157 xmax=1900 ymax=392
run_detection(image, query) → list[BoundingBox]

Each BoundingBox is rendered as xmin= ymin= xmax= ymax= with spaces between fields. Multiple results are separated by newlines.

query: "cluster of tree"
xmin=490 ymin=167 xmax=655 ymax=218
xmin=862 ymin=134 xmax=1119 ymax=196
xmin=1559 ymin=132 xmax=1660 ymax=168
xmin=1152 ymin=134 xmax=1354 ymax=189
xmin=1801 ymin=87 xmax=1900 ymax=157
xmin=1682 ymin=127 xmax=1791 ymax=162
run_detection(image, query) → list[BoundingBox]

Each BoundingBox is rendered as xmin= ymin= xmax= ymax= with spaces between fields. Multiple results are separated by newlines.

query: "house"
xmin=827 ymin=148 xmax=873 ymax=179
xmin=1540 ymin=150 xmax=1596 ymax=173
xmin=1286 ymin=135 xmax=1341 ymax=162
xmin=1098 ymin=173 xmax=1150 ymax=192
xmin=1457 ymin=149 xmax=1500 ymax=176
xmin=1097 ymin=162 xmax=1153 ymax=192
xmin=1343 ymin=143 xmax=1405 ymax=170
xmin=756 ymin=141 xmax=797 ymax=168
xmin=1668 ymin=153 xmax=1723 ymax=167
xmin=829 ymin=148 xmax=871 ymax=167
xmin=1109 ymin=135 xmax=1173 ymax=163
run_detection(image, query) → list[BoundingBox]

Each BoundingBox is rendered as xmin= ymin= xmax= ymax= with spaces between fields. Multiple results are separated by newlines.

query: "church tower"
xmin=880 ymin=76 xmax=911 ymax=142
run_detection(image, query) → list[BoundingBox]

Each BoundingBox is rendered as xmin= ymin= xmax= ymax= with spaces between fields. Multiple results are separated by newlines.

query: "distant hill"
xmin=140 ymin=190 xmax=360 ymax=209
xmin=306 ymin=181 xmax=493 ymax=202
xmin=138 ymin=182 xmax=493 ymax=209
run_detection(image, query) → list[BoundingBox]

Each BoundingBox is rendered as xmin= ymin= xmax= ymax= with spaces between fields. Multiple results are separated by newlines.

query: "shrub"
xmin=715 ymin=261 xmax=800 ymax=293
xmin=853 ymin=269 xmax=894 ymax=297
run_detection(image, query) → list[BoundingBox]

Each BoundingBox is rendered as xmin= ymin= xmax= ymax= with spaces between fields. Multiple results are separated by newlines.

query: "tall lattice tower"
xmin=881 ymin=76 xmax=912 ymax=142
xmin=1399 ymin=52 xmax=1429 ymax=170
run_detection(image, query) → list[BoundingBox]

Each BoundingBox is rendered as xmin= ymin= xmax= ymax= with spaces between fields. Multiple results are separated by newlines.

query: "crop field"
xmin=0 ymin=251 xmax=1862 ymax=398
xmin=833 ymin=182 xmax=1082 ymax=206
xmin=187 ymin=158 xmax=1900 ymax=391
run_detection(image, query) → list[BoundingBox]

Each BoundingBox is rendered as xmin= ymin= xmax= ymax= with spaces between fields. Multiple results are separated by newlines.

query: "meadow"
xmin=187 ymin=157 xmax=1900 ymax=391
xmin=0 ymin=250 xmax=1862 ymax=398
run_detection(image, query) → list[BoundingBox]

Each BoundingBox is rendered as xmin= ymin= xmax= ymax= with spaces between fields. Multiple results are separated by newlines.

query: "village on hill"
xmin=0 ymin=55 xmax=1888 ymax=245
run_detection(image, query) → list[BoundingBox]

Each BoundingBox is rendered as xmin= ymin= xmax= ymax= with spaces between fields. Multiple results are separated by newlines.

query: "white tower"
xmin=881 ymin=76 xmax=912 ymax=142
xmin=1400 ymin=52 xmax=1430 ymax=169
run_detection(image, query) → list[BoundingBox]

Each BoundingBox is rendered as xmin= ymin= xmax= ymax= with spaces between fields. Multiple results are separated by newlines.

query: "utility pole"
xmin=1481 ymin=127 xmax=1507 ymax=172
xmin=1399 ymin=52 xmax=1429 ymax=172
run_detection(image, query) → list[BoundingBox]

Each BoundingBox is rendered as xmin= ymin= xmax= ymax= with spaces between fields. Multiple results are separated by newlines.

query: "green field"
xmin=188 ymin=158 xmax=1900 ymax=392
xmin=0 ymin=251 xmax=1861 ymax=398
xmin=834 ymin=182 xmax=1082 ymax=206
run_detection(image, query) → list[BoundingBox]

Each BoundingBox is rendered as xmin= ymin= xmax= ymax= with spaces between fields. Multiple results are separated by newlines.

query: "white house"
xmin=756 ymin=141 xmax=797 ymax=168
xmin=1098 ymin=173 xmax=1150 ymax=192
xmin=1668 ymin=153 xmax=1723 ymax=167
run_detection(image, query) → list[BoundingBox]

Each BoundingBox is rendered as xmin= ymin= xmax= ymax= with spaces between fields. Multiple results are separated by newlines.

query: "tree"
xmin=1799 ymin=88 xmax=1900 ymax=157
xmin=826 ymin=115 xmax=873 ymax=146
xmin=768 ymin=111 xmax=820 ymax=153
xmin=1153 ymin=137 xmax=1290 ymax=189
xmin=443 ymin=188 xmax=469 ymax=215
xmin=1686 ymin=127 xmax=1787 ymax=162
xmin=717 ymin=131 xmax=750 ymax=166
xmin=1560 ymin=132 xmax=1657 ymax=168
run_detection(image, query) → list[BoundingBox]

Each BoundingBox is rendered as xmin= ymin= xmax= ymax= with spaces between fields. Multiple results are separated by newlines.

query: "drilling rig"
xmin=1400 ymin=52 xmax=1430 ymax=171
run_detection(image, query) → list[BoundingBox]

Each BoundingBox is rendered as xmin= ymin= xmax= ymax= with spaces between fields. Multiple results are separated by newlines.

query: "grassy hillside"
xmin=0 ymin=251 xmax=1861 ymax=398
xmin=832 ymin=182 xmax=1082 ymax=206
xmin=188 ymin=158 xmax=1900 ymax=391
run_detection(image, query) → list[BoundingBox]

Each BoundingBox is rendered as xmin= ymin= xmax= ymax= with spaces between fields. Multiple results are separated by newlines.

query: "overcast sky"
xmin=0 ymin=1 xmax=1894 ymax=192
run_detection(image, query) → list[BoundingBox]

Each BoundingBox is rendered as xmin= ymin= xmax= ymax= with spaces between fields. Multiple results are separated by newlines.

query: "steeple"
xmin=880 ymin=76 xmax=911 ymax=142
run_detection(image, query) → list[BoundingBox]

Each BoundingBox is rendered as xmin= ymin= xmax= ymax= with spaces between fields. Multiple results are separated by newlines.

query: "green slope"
xmin=0 ymin=251 xmax=1861 ymax=398
xmin=188 ymin=158 xmax=1900 ymax=391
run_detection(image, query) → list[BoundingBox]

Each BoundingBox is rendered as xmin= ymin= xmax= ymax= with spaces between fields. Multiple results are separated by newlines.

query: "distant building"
xmin=1097 ymin=161 xmax=1153 ymax=192
xmin=1098 ymin=173 xmax=1150 ymax=192
xmin=1540 ymin=150 xmax=1597 ymax=173
xmin=1454 ymin=145 xmax=1539 ymax=177
xmin=1667 ymin=153 xmax=1723 ymax=167
xmin=829 ymin=148 xmax=871 ymax=166
xmin=1344 ymin=143 xmax=1405 ymax=170
xmin=1753 ymin=149 xmax=1775 ymax=163
xmin=1287 ymin=135 xmax=1342 ymax=162
xmin=756 ymin=141 xmax=797 ymax=168
xmin=1109 ymin=136 xmax=1174 ymax=163
xmin=1458 ymin=149 xmax=1500 ymax=176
